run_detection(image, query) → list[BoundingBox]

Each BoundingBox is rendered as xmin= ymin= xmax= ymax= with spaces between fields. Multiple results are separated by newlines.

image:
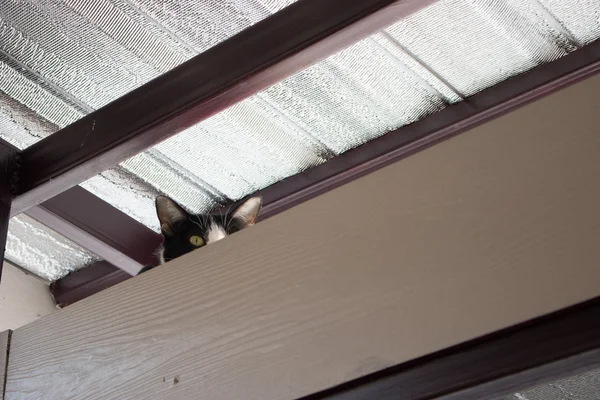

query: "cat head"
xmin=154 ymin=195 xmax=262 ymax=265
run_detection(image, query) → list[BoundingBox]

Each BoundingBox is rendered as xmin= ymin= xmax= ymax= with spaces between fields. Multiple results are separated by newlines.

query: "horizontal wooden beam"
xmin=49 ymin=262 xmax=130 ymax=308
xmin=11 ymin=0 xmax=435 ymax=216
xmin=27 ymin=186 xmax=162 ymax=276
xmin=304 ymin=297 xmax=600 ymax=400
xmin=25 ymin=207 xmax=141 ymax=277
xmin=5 ymin=73 xmax=600 ymax=399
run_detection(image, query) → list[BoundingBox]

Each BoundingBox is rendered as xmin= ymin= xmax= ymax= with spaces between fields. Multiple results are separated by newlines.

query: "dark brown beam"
xmin=49 ymin=261 xmax=130 ymax=308
xmin=27 ymin=205 xmax=141 ymax=276
xmin=300 ymin=296 xmax=600 ymax=400
xmin=11 ymin=0 xmax=435 ymax=216
xmin=0 ymin=142 xmax=18 ymax=284
xmin=27 ymin=186 xmax=162 ymax=276
xmin=50 ymin=38 xmax=600 ymax=307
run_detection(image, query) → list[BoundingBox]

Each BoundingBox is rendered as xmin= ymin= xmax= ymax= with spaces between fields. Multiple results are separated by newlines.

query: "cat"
xmin=138 ymin=195 xmax=262 ymax=274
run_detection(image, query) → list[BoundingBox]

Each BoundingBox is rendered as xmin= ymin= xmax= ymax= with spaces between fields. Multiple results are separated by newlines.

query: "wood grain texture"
xmin=1 ymin=330 xmax=11 ymax=400
xmin=303 ymin=297 xmax=600 ymax=400
xmin=5 ymin=75 xmax=600 ymax=400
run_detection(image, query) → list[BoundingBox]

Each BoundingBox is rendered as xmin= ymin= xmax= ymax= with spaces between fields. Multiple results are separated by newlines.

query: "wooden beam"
xmin=49 ymin=262 xmax=130 ymax=308
xmin=27 ymin=186 xmax=162 ymax=276
xmin=11 ymin=0 xmax=435 ymax=216
xmin=26 ymin=207 xmax=142 ymax=276
xmin=303 ymin=298 xmax=600 ymax=400
xmin=5 ymin=73 xmax=600 ymax=399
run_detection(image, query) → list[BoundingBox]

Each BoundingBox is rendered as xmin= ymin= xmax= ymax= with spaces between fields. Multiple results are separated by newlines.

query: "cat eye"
xmin=189 ymin=236 xmax=205 ymax=247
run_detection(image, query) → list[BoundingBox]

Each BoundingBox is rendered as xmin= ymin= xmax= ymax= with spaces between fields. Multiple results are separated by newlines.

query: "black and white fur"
xmin=138 ymin=195 xmax=261 ymax=274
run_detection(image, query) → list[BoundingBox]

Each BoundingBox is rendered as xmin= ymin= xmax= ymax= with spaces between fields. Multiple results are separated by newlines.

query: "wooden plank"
xmin=26 ymin=186 xmax=162 ymax=275
xmin=26 ymin=207 xmax=142 ymax=276
xmin=11 ymin=0 xmax=435 ymax=216
xmin=0 ymin=331 xmax=11 ymax=400
xmin=5 ymin=74 xmax=600 ymax=400
xmin=302 ymin=298 xmax=600 ymax=400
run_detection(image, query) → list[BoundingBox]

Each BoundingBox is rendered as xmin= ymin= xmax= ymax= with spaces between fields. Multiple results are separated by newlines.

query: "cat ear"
xmin=156 ymin=195 xmax=188 ymax=236
xmin=231 ymin=196 xmax=262 ymax=228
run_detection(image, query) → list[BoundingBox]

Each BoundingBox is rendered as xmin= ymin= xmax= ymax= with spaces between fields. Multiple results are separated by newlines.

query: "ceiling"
xmin=0 ymin=0 xmax=599 ymax=281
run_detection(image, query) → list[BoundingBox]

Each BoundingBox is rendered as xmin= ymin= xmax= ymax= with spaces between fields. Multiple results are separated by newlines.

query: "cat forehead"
xmin=187 ymin=213 xmax=227 ymax=228
xmin=206 ymin=221 xmax=228 ymax=243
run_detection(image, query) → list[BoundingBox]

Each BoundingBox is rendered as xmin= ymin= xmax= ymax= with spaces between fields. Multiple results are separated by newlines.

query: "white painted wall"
xmin=0 ymin=262 xmax=56 ymax=331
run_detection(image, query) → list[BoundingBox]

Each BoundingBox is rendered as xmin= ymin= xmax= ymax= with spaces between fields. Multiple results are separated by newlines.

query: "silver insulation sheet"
xmin=500 ymin=368 xmax=600 ymax=400
xmin=0 ymin=0 xmax=599 ymax=279
xmin=6 ymin=215 xmax=100 ymax=281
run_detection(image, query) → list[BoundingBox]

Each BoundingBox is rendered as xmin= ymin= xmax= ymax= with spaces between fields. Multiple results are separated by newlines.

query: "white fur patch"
xmin=157 ymin=245 xmax=166 ymax=265
xmin=206 ymin=221 xmax=227 ymax=244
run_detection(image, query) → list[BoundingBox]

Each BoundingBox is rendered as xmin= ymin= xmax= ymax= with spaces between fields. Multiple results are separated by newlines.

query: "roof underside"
xmin=1 ymin=0 xmax=599 ymax=280
xmin=502 ymin=368 xmax=600 ymax=400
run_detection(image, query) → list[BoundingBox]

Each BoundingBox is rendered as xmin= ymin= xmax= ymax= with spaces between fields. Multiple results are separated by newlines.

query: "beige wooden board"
xmin=1 ymin=330 xmax=10 ymax=400
xmin=5 ymin=74 xmax=600 ymax=400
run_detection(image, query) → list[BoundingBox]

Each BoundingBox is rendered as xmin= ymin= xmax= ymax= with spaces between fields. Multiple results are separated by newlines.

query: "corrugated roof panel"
xmin=538 ymin=0 xmax=600 ymax=45
xmin=0 ymin=0 xmax=599 ymax=277
xmin=503 ymin=367 xmax=600 ymax=400
xmin=6 ymin=215 xmax=100 ymax=281
xmin=382 ymin=0 xmax=576 ymax=97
